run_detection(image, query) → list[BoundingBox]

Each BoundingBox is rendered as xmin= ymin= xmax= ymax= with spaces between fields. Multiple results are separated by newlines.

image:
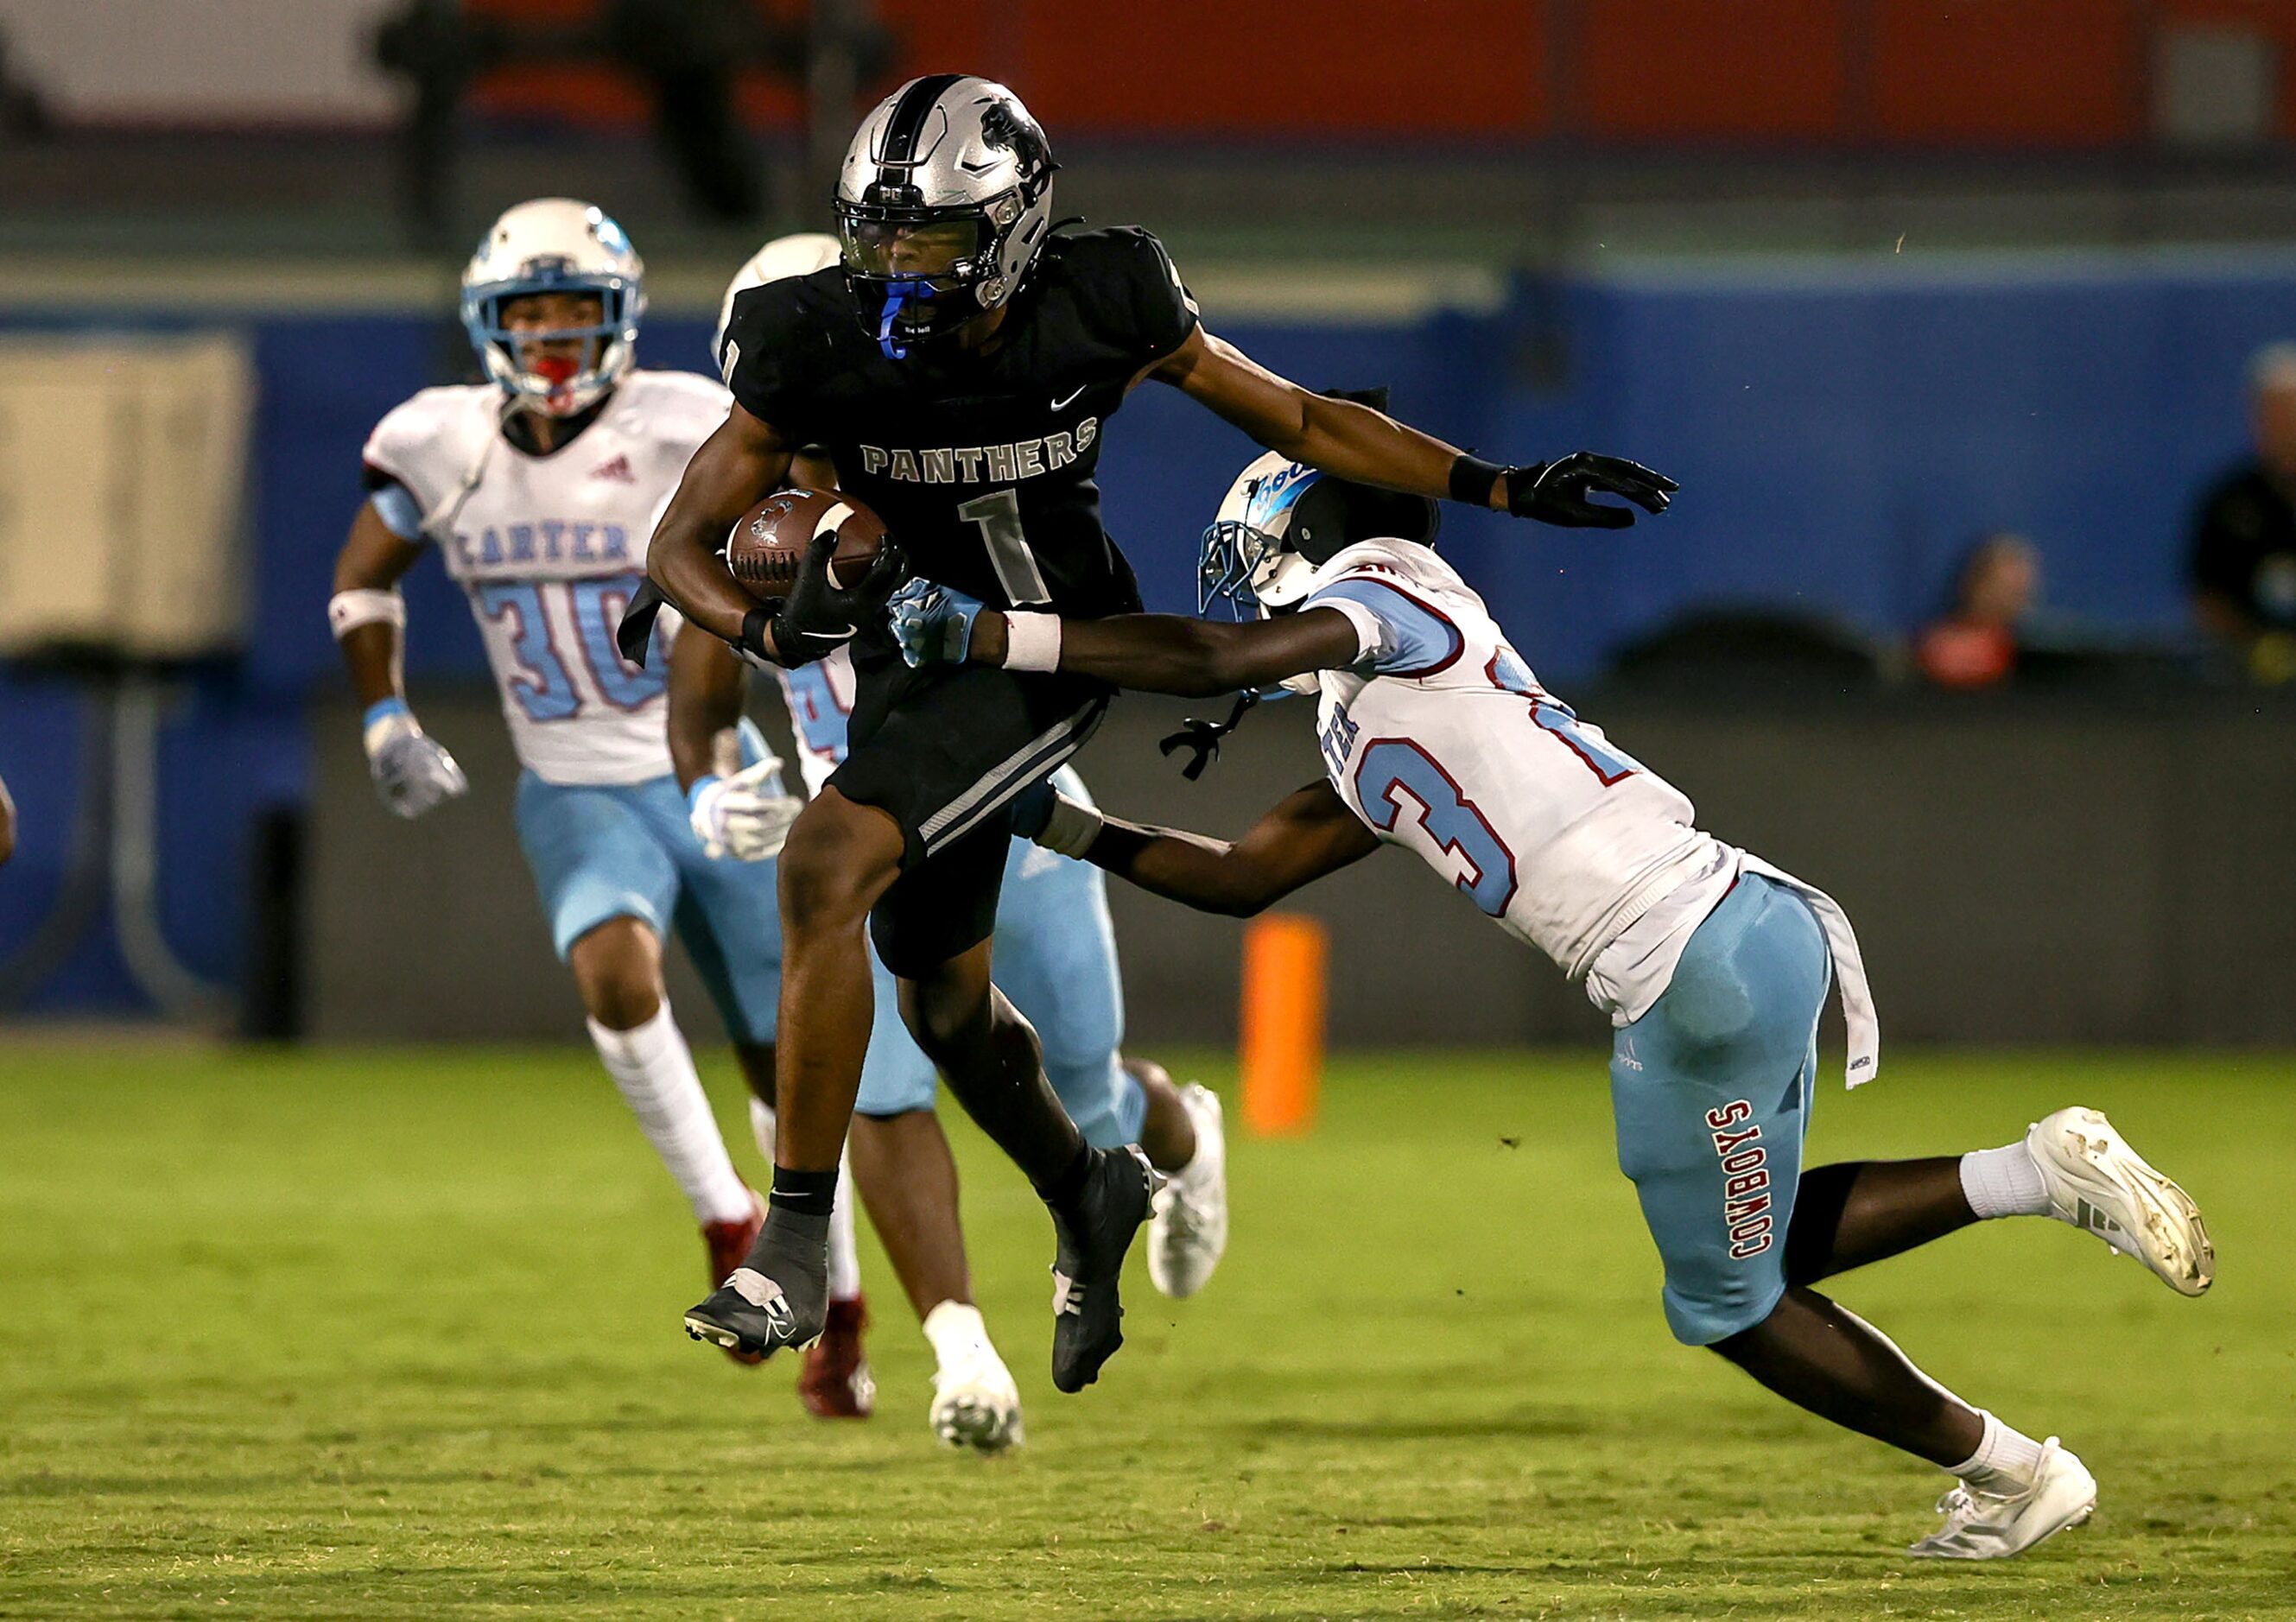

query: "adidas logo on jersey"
xmin=590 ymin=454 xmax=635 ymax=483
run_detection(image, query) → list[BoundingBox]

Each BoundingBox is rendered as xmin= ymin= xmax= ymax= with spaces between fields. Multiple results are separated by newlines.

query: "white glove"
xmin=363 ymin=700 xmax=468 ymax=820
xmin=688 ymin=757 xmax=802 ymax=861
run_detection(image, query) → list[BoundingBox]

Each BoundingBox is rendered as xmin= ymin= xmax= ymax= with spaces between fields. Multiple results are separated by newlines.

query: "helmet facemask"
xmin=835 ymin=200 xmax=1012 ymax=357
xmin=469 ymin=288 xmax=631 ymax=417
xmin=1199 ymin=456 xmax=1440 ymax=622
xmin=460 ymin=201 xmax=644 ymax=418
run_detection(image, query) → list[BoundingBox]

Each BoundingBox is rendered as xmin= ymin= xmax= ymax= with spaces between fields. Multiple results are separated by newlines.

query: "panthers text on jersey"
xmin=1294 ymin=536 xmax=1874 ymax=1078
xmin=717 ymin=227 xmax=1198 ymax=620
xmin=361 ymin=370 xmax=731 ymax=785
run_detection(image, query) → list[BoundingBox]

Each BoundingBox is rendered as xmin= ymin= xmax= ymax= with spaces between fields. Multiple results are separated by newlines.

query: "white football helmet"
xmin=714 ymin=231 xmax=840 ymax=379
xmin=1198 ymin=452 xmax=1442 ymax=618
xmin=1200 ymin=387 xmax=1439 ymax=624
xmin=1200 ymin=452 xmax=1327 ymax=618
xmin=460 ymin=198 xmax=644 ymax=417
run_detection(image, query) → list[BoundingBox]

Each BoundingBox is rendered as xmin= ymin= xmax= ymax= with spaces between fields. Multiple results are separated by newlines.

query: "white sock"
xmin=922 ymin=1300 xmax=993 ymax=1369
xmin=587 ymin=1007 xmax=752 ymax=1226
xmin=747 ymin=1095 xmax=864 ymax=1303
xmin=748 ymin=1095 xmax=776 ymax=1163
xmin=828 ymin=1155 xmax=863 ymax=1303
xmin=1947 ymin=1409 xmax=2048 ymax=1493
xmin=1961 ymin=1142 xmax=2051 ymax=1219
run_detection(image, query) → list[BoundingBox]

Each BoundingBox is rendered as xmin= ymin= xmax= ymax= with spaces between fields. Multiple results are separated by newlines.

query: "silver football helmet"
xmin=834 ymin=73 xmax=1056 ymax=358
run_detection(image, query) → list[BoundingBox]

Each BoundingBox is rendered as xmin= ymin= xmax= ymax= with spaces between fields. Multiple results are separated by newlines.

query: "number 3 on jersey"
xmin=958 ymin=490 xmax=1052 ymax=606
xmin=1354 ymin=739 xmax=1519 ymax=916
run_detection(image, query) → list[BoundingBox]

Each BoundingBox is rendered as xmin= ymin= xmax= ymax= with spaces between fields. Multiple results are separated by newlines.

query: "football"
xmin=724 ymin=486 xmax=891 ymax=600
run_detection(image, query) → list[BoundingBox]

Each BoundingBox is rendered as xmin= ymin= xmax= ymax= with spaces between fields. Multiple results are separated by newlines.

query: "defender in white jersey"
xmin=890 ymin=441 xmax=2217 ymax=1560
xmin=326 ymin=198 xmax=879 ymax=1416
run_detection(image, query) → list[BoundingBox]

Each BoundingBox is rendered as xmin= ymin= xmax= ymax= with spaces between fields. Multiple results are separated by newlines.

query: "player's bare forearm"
xmin=1081 ymin=781 xmax=1378 ymax=917
xmin=645 ymin=402 xmax=795 ymax=645
xmin=666 ymin=628 xmax=750 ymax=790
xmin=0 ymin=770 xmax=15 ymax=867
xmin=1152 ymin=329 xmax=1496 ymax=506
xmin=973 ymin=606 xmax=1357 ymax=696
xmin=332 ymin=504 xmax=425 ymax=707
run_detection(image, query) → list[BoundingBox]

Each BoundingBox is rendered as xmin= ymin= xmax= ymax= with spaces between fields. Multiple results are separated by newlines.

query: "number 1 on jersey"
xmin=958 ymin=490 xmax=1053 ymax=606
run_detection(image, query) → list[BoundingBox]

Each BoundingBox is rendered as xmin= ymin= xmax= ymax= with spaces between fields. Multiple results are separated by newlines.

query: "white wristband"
xmin=329 ymin=587 xmax=406 ymax=639
xmin=1002 ymin=611 xmax=1062 ymax=674
xmin=1037 ymin=794 xmax=1105 ymax=859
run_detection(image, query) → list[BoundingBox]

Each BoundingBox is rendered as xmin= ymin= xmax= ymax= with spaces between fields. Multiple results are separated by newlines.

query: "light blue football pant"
xmin=853 ymin=825 xmax=1145 ymax=1151
xmin=1609 ymin=873 xmax=1831 ymax=1346
xmin=512 ymin=725 xmax=921 ymax=1103
xmin=517 ymin=754 xmax=1140 ymax=1148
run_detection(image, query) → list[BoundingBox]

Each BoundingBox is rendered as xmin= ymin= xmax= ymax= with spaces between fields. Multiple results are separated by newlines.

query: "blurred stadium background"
xmin=2 ymin=4 xmax=2293 ymax=1617
xmin=3 ymin=0 xmax=2294 ymax=1042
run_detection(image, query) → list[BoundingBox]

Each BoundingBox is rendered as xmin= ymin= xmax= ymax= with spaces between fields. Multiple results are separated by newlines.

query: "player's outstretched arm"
xmin=1034 ymin=779 xmax=1379 ymax=918
xmin=1149 ymin=328 xmax=1675 ymax=528
xmin=1152 ymin=328 xmax=1466 ymax=497
xmin=891 ymin=580 xmax=1359 ymax=697
xmin=644 ymin=401 xmax=796 ymax=649
xmin=329 ymin=500 xmax=468 ymax=820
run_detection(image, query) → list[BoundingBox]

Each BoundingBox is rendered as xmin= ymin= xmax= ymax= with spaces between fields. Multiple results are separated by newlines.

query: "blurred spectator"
xmin=0 ymin=29 xmax=53 ymax=140
xmin=2186 ymin=343 xmax=2296 ymax=683
xmin=374 ymin=0 xmax=892 ymax=237
xmin=1915 ymin=532 xmax=2040 ymax=690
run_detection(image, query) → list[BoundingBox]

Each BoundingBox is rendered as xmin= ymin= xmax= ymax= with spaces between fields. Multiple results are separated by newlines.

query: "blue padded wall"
xmin=4 ymin=254 xmax=2289 ymax=1011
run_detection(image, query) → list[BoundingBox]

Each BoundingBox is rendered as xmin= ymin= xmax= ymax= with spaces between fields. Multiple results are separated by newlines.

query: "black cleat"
xmin=683 ymin=1269 xmax=821 ymax=1362
xmin=1047 ymin=1145 xmax=1163 ymax=1394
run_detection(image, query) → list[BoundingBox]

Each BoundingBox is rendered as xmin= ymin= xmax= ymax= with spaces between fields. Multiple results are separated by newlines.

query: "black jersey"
xmin=719 ymin=226 xmax=1199 ymax=619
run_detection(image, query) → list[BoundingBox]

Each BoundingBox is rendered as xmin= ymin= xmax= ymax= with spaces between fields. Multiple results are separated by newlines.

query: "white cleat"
xmin=2026 ymin=1106 xmax=2214 ymax=1296
xmin=1148 ymin=1083 xmax=1229 ymax=1299
xmin=1910 ymin=1439 xmax=2097 ymax=1560
xmin=929 ymin=1338 xmax=1024 ymax=1454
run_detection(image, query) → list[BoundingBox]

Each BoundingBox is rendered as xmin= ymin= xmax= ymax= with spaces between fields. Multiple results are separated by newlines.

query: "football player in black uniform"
xmin=637 ymin=73 xmax=1674 ymax=1392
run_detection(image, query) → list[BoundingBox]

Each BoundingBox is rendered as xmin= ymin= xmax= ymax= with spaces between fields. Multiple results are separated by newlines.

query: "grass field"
xmin=2 ymin=1042 xmax=2291 ymax=1620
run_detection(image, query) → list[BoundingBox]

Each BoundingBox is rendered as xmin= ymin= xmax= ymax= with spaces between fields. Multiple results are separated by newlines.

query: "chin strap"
xmin=1158 ymin=689 xmax=1261 ymax=781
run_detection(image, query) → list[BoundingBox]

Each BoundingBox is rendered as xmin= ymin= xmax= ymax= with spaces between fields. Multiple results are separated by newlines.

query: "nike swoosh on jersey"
xmin=1051 ymin=385 xmax=1086 ymax=409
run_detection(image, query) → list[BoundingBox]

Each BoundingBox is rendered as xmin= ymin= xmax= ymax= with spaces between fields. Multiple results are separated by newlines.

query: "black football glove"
xmin=755 ymin=530 xmax=908 ymax=668
xmin=1504 ymin=453 xmax=1677 ymax=529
